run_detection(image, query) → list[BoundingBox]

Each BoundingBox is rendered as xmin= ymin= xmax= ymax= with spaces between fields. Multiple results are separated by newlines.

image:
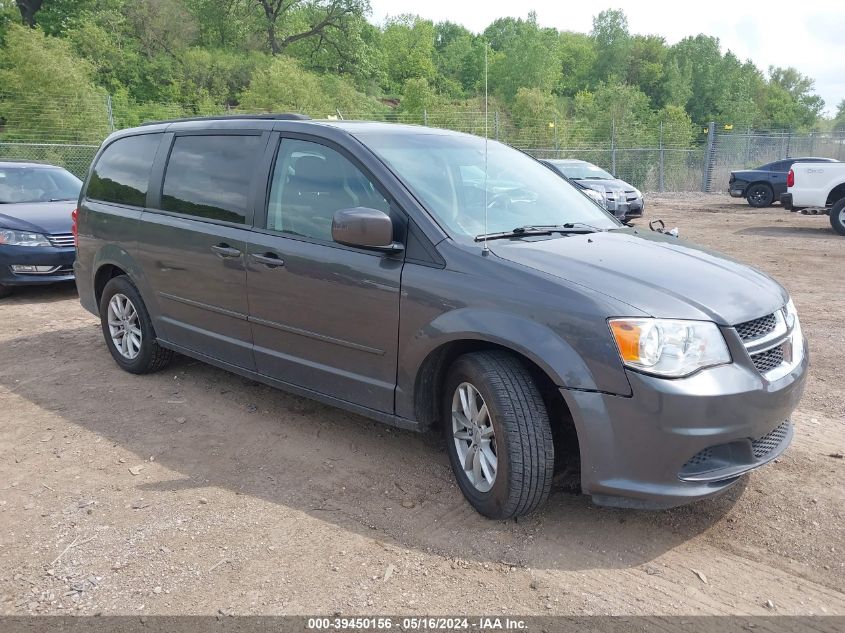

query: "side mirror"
xmin=331 ymin=207 xmax=403 ymax=253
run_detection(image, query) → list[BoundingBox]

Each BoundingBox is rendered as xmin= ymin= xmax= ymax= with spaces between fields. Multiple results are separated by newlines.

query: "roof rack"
xmin=140 ymin=113 xmax=311 ymax=126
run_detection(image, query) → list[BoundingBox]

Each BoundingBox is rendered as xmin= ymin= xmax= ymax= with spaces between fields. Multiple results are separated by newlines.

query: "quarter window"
xmin=266 ymin=139 xmax=390 ymax=241
xmin=161 ymin=135 xmax=263 ymax=224
xmin=86 ymin=134 xmax=161 ymax=207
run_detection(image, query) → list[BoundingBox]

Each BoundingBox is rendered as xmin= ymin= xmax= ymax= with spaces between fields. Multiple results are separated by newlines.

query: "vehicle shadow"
xmin=735 ymin=225 xmax=835 ymax=239
xmin=0 ymin=323 xmax=741 ymax=573
xmin=1 ymin=280 xmax=78 ymax=304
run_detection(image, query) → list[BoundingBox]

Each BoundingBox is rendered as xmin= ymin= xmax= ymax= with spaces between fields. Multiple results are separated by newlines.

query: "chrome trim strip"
xmin=249 ymin=316 xmax=384 ymax=356
xmin=741 ymin=310 xmax=787 ymax=350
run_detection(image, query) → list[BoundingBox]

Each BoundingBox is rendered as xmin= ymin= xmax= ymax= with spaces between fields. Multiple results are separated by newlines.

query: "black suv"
xmin=75 ymin=115 xmax=807 ymax=518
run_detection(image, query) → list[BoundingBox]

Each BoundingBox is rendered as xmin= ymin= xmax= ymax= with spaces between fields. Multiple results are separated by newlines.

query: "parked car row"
xmin=729 ymin=157 xmax=838 ymax=208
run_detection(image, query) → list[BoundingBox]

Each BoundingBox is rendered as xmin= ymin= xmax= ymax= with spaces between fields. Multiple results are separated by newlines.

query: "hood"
xmin=0 ymin=201 xmax=76 ymax=235
xmin=574 ymin=178 xmax=636 ymax=193
xmin=489 ymin=229 xmax=787 ymax=325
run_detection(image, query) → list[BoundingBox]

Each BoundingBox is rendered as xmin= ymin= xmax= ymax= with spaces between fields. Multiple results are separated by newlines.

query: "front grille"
xmin=48 ymin=233 xmax=75 ymax=248
xmin=735 ymin=313 xmax=777 ymax=341
xmin=57 ymin=265 xmax=74 ymax=274
xmin=750 ymin=345 xmax=784 ymax=373
xmin=752 ymin=421 xmax=790 ymax=458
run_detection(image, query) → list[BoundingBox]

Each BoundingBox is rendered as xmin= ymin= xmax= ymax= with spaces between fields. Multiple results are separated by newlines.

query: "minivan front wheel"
xmin=99 ymin=275 xmax=173 ymax=374
xmin=443 ymin=351 xmax=554 ymax=519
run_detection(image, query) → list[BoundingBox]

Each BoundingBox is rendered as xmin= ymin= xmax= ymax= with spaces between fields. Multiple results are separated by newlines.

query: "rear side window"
xmin=86 ymin=134 xmax=161 ymax=207
xmin=161 ymin=135 xmax=262 ymax=224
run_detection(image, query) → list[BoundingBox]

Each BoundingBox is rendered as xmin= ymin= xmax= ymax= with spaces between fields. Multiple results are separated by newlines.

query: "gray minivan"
xmin=74 ymin=115 xmax=807 ymax=518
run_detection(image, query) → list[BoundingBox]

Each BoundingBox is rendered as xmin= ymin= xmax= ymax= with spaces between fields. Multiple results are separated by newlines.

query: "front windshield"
xmin=360 ymin=133 xmax=620 ymax=239
xmin=0 ymin=166 xmax=82 ymax=204
xmin=549 ymin=161 xmax=614 ymax=180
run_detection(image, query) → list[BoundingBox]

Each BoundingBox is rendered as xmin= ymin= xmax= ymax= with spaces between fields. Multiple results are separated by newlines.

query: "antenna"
xmin=482 ymin=41 xmax=490 ymax=255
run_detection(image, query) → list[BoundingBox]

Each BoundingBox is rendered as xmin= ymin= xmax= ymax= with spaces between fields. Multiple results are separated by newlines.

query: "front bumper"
xmin=561 ymin=330 xmax=808 ymax=509
xmin=0 ymin=244 xmax=75 ymax=286
xmin=730 ymin=188 xmax=746 ymax=198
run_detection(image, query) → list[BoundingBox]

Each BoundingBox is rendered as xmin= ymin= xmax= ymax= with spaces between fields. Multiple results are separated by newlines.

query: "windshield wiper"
xmin=475 ymin=223 xmax=603 ymax=242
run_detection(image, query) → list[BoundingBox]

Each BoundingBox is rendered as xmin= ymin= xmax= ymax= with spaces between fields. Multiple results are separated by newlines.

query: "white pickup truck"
xmin=781 ymin=162 xmax=845 ymax=235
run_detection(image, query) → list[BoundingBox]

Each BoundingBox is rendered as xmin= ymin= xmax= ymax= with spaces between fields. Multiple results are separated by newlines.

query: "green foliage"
xmin=400 ymin=78 xmax=437 ymax=114
xmin=238 ymin=55 xmax=381 ymax=117
xmin=590 ymin=9 xmax=629 ymax=81
xmin=487 ymin=13 xmax=559 ymax=101
xmin=0 ymin=23 xmax=109 ymax=141
xmin=381 ymin=15 xmax=437 ymax=93
xmin=833 ymin=99 xmax=845 ymax=133
xmin=555 ymin=32 xmax=596 ymax=97
xmin=0 ymin=3 xmax=830 ymax=144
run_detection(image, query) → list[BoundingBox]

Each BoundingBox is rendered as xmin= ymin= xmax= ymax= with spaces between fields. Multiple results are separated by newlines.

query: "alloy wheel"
xmin=451 ymin=382 xmax=498 ymax=492
xmin=107 ymin=293 xmax=142 ymax=360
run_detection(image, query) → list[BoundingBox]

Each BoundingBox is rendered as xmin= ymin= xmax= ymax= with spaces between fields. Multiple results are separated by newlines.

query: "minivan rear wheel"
xmin=443 ymin=351 xmax=554 ymax=519
xmin=99 ymin=275 xmax=173 ymax=374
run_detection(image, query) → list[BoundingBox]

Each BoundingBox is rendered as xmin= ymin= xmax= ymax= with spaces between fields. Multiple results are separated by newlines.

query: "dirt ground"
xmin=0 ymin=194 xmax=843 ymax=617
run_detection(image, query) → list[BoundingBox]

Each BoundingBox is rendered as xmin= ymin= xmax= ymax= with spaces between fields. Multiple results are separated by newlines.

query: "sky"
xmin=369 ymin=0 xmax=845 ymax=116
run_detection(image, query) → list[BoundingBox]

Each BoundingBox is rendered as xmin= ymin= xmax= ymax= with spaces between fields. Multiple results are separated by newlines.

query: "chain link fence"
xmin=1 ymin=92 xmax=843 ymax=192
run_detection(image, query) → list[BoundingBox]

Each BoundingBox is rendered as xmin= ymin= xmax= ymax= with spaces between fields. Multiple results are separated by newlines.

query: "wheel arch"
xmin=412 ymin=337 xmax=582 ymax=483
xmin=745 ymin=180 xmax=773 ymax=194
xmin=94 ymin=263 xmax=128 ymax=306
xmin=90 ymin=246 xmax=157 ymax=314
xmin=825 ymin=183 xmax=845 ymax=207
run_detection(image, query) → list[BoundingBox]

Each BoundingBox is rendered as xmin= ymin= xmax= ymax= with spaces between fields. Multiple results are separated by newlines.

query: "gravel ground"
xmin=0 ymin=194 xmax=842 ymax=616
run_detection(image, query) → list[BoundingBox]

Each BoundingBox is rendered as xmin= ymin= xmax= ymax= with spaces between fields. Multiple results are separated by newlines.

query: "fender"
xmin=394 ymin=307 xmax=632 ymax=423
xmin=91 ymin=245 xmax=162 ymax=322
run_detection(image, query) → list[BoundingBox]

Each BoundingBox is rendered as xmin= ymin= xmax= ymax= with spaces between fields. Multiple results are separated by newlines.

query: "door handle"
xmin=211 ymin=244 xmax=242 ymax=258
xmin=251 ymin=252 xmax=285 ymax=268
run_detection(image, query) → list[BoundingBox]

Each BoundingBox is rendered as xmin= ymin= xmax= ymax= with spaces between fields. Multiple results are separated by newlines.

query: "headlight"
xmin=580 ymin=186 xmax=607 ymax=208
xmin=783 ymin=298 xmax=798 ymax=330
xmin=0 ymin=229 xmax=51 ymax=247
xmin=609 ymin=318 xmax=731 ymax=377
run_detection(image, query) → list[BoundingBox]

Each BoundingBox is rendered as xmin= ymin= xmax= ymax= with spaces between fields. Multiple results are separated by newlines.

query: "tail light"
xmin=787 ymin=169 xmax=794 ymax=188
xmin=71 ymin=208 xmax=79 ymax=247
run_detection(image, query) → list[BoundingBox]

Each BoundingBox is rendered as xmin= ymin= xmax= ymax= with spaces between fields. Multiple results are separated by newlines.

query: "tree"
xmin=433 ymin=21 xmax=476 ymax=96
xmin=487 ymin=13 xmax=559 ymax=101
xmin=625 ymin=35 xmax=666 ymax=105
xmin=185 ymin=0 xmax=257 ymax=49
xmin=833 ymin=99 xmax=845 ymax=133
xmin=768 ymin=66 xmax=824 ymax=127
xmin=14 ymin=0 xmax=43 ymax=27
xmin=254 ymin=0 xmax=367 ymax=56
xmin=590 ymin=8 xmax=629 ymax=81
xmin=380 ymin=15 xmax=436 ymax=93
xmin=400 ymin=77 xmax=437 ymax=115
xmin=556 ymin=31 xmax=596 ymax=97
xmin=0 ymin=24 xmax=109 ymax=142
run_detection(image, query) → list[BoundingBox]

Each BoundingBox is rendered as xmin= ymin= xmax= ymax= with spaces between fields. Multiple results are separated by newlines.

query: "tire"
xmin=99 ymin=275 xmax=173 ymax=374
xmin=746 ymin=183 xmax=774 ymax=208
xmin=443 ymin=351 xmax=554 ymax=519
xmin=830 ymin=198 xmax=845 ymax=236
xmin=0 ymin=284 xmax=11 ymax=299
